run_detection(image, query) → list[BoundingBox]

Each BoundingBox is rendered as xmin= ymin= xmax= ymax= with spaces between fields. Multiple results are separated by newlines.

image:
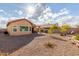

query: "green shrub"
xmin=48 ymin=24 xmax=58 ymax=34
xmin=48 ymin=29 xmax=52 ymax=34
xmin=60 ymin=24 xmax=71 ymax=36
xmin=75 ymin=34 xmax=79 ymax=40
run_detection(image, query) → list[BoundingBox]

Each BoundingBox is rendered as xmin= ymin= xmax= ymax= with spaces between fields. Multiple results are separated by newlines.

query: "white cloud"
xmin=36 ymin=5 xmax=70 ymax=25
xmin=64 ymin=16 xmax=79 ymax=27
xmin=18 ymin=10 xmax=23 ymax=15
xmin=56 ymin=15 xmax=73 ymax=26
xmin=25 ymin=4 xmax=71 ymax=25
xmin=0 ymin=10 xmax=4 ymax=12
xmin=9 ymin=17 xmax=25 ymax=21
xmin=37 ymin=5 xmax=70 ymax=25
xmin=60 ymin=8 xmax=69 ymax=12
xmin=0 ymin=4 xmax=78 ymax=28
xmin=9 ymin=17 xmax=17 ymax=21
xmin=0 ymin=16 xmax=8 ymax=28
xmin=21 ymin=4 xmax=78 ymax=27
xmin=15 ymin=10 xmax=23 ymax=16
xmin=0 ymin=9 xmax=7 ymax=15
xmin=52 ymin=8 xmax=69 ymax=18
xmin=25 ymin=4 xmax=46 ymax=19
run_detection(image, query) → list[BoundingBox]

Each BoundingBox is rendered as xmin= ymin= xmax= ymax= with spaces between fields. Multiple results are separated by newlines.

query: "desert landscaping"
xmin=0 ymin=3 xmax=79 ymax=56
xmin=9 ymin=33 xmax=79 ymax=56
xmin=0 ymin=30 xmax=79 ymax=56
xmin=0 ymin=23 xmax=79 ymax=56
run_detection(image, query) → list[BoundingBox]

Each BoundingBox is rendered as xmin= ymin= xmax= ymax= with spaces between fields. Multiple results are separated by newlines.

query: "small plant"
xmin=75 ymin=34 xmax=79 ymax=40
xmin=71 ymin=35 xmax=79 ymax=45
xmin=48 ymin=29 xmax=52 ymax=34
xmin=44 ymin=41 xmax=56 ymax=48
xmin=71 ymin=35 xmax=79 ymax=48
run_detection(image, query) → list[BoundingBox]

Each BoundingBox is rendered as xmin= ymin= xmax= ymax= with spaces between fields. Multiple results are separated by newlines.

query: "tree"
xmin=48 ymin=24 xmax=58 ymax=34
xmin=60 ymin=24 xmax=71 ymax=36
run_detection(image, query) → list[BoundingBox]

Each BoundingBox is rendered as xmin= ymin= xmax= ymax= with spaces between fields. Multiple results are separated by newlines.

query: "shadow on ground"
xmin=0 ymin=33 xmax=44 ymax=54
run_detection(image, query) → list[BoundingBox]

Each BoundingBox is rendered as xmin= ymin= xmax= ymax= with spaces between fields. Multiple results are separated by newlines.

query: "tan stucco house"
xmin=7 ymin=18 xmax=34 ymax=36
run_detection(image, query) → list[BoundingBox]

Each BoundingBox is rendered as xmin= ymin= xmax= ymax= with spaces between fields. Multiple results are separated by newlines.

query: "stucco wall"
xmin=7 ymin=20 xmax=32 ymax=36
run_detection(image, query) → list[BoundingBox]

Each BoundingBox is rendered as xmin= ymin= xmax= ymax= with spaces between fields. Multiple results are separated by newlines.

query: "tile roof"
xmin=7 ymin=18 xmax=35 ymax=27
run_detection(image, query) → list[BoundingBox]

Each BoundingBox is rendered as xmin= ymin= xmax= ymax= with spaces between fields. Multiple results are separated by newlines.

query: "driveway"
xmin=0 ymin=33 xmax=44 ymax=54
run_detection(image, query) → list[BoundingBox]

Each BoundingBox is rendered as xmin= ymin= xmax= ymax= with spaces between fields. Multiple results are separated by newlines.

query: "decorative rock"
xmin=76 ymin=42 xmax=79 ymax=48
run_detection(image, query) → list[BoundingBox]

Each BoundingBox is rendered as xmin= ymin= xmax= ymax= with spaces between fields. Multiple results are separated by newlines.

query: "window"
xmin=12 ymin=26 xmax=17 ymax=32
xmin=13 ymin=28 xmax=17 ymax=32
xmin=29 ymin=27 xmax=31 ymax=31
xmin=20 ymin=26 xmax=28 ymax=32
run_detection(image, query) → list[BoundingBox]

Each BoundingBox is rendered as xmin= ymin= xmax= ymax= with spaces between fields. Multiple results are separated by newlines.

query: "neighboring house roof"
xmin=7 ymin=18 xmax=36 ymax=27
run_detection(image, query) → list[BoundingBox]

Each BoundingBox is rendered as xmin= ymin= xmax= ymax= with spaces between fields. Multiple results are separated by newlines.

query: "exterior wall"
xmin=7 ymin=20 xmax=32 ymax=36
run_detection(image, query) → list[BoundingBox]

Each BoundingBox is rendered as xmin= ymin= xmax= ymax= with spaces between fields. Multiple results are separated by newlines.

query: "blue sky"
xmin=48 ymin=3 xmax=79 ymax=16
xmin=0 ymin=3 xmax=25 ymax=17
xmin=0 ymin=3 xmax=79 ymax=28
xmin=0 ymin=3 xmax=79 ymax=17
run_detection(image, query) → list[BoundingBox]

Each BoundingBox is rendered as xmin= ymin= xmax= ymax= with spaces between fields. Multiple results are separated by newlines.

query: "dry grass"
xmin=44 ymin=41 xmax=56 ymax=48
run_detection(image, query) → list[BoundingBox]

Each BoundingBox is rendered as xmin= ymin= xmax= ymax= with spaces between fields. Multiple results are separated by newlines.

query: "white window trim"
xmin=20 ymin=25 xmax=30 ymax=32
xmin=12 ymin=25 xmax=31 ymax=32
xmin=12 ymin=26 xmax=18 ymax=32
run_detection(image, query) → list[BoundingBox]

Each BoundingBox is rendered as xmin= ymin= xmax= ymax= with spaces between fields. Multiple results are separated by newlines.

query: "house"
xmin=38 ymin=24 xmax=60 ymax=33
xmin=7 ymin=18 xmax=35 ymax=36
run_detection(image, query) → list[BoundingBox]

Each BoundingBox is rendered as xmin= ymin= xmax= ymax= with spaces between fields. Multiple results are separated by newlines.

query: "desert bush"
xmin=74 ymin=34 xmax=79 ymax=40
xmin=44 ymin=41 xmax=56 ymax=48
xmin=48 ymin=24 xmax=58 ymax=34
xmin=60 ymin=24 xmax=71 ymax=36
xmin=71 ymin=34 xmax=79 ymax=44
xmin=71 ymin=35 xmax=79 ymax=47
xmin=48 ymin=29 xmax=52 ymax=34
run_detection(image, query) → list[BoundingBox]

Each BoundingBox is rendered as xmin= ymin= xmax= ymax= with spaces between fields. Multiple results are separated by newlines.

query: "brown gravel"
xmin=10 ymin=34 xmax=79 ymax=56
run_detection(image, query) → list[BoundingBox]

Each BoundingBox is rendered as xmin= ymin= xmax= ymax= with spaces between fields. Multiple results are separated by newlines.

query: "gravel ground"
xmin=10 ymin=34 xmax=79 ymax=56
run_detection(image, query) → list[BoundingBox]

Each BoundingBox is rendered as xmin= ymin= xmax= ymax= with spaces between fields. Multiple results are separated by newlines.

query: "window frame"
xmin=12 ymin=26 xmax=18 ymax=32
xmin=20 ymin=25 xmax=29 ymax=32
